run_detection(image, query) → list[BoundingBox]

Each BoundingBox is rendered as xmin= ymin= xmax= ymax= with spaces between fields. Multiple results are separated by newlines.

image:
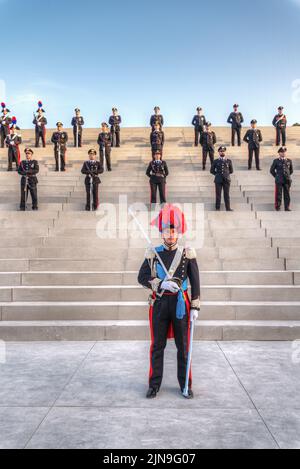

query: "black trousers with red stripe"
xmin=149 ymin=294 xmax=191 ymax=391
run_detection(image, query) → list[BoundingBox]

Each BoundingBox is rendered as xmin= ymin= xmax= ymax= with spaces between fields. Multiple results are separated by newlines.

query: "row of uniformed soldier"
xmin=12 ymin=144 xmax=294 ymax=213
xmin=149 ymin=107 xmax=168 ymax=204
xmin=32 ymin=105 xmax=122 ymax=148
xmin=192 ymin=104 xmax=287 ymax=147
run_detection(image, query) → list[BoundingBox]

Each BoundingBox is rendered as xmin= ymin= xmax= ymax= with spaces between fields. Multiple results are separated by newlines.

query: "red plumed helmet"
xmin=151 ymin=204 xmax=187 ymax=234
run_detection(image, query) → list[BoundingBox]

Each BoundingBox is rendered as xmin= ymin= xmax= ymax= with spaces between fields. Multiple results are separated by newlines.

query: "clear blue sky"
xmin=1 ymin=0 xmax=300 ymax=128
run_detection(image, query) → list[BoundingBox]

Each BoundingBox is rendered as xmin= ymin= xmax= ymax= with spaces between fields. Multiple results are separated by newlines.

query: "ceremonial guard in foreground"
xmin=192 ymin=107 xmax=207 ymax=146
xmin=146 ymin=150 xmax=169 ymax=204
xmin=210 ymin=146 xmax=234 ymax=211
xmin=227 ymin=104 xmax=244 ymax=146
xmin=6 ymin=118 xmax=22 ymax=171
xmin=200 ymin=122 xmax=216 ymax=170
xmin=109 ymin=108 xmax=122 ymax=147
xmin=51 ymin=122 xmax=68 ymax=172
xmin=33 ymin=101 xmax=47 ymax=148
xmin=138 ymin=204 xmax=201 ymax=399
xmin=150 ymin=122 xmax=165 ymax=159
xmin=272 ymin=106 xmax=287 ymax=146
xmin=243 ymin=120 xmax=263 ymax=170
xmin=81 ymin=149 xmax=104 ymax=211
xmin=71 ymin=108 xmax=84 ymax=147
xmin=0 ymin=103 xmax=12 ymax=148
xmin=150 ymin=106 xmax=164 ymax=130
xmin=270 ymin=147 xmax=293 ymax=212
xmin=18 ymin=148 xmax=39 ymax=211
xmin=97 ymin=123 xmax=112 ymax=171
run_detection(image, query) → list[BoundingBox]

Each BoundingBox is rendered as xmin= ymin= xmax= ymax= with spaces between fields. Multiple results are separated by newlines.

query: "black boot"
xmin=146 ymin=387 xmax=159 ymax=399
xmin=181 ymin=388 xmax=194 ymax=399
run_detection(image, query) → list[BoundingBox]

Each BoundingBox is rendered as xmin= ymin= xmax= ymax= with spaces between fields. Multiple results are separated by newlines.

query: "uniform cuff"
xmin=149 ymin=278 xmax=161 ymax=292
xmin=191 ymin=298 xmax=201 ymax=310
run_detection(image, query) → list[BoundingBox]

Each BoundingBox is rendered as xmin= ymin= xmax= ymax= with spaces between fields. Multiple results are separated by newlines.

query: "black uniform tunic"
xmin=51 ymin=131 xmax=68 ymax=171
xmin=18 ymin=159 xmax=39 ymax=210
xmin=81 ymin=160 xmax=104 ymax=210
xmin=227 ymin=112 xmax=244 ymax=146
xmin=138 ymin=246 xmax=200 ymax=391
xmin=210 ymin=157 xmax=234 ymax=211
xmin=243 ymin=129 xmax=263 ymax=170
xmin=270 ymin=157 xmax=293 ymax=210
xmin=146 ymin=160 xmax=169 ymax=204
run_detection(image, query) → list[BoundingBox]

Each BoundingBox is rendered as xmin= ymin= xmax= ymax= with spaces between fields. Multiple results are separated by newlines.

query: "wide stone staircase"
xmin=0 ymin=126 xmax=300 ymax=340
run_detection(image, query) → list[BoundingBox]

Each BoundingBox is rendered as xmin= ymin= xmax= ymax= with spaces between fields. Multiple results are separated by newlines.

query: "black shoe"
xmin=216 ymin=208 xmax=221 ymax=211
xmin=285 ymin=208 xmax=292 ymax=212
xmin=20 ymin=207 xmax=25 ymax=211
xmin=108 ymin=168 xmax=112 ymax=172
xmin=181 ymin=388 xmax=194 ymax=399
xmin=146 ymin=387 xmax=159 ymax=399
xmin=32 ymin=207 xmax=39 ymax=211
xmin=226 ymin=209 xmax=234 ymax=212
xmin=275 ymin=207 xmax=281 ymax=211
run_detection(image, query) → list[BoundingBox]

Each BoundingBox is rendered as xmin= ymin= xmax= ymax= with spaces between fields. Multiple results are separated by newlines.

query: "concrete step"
xmin=1 ymin=301 xmax=300 ymax=321
xmin=0 ymin=320 xmax=299 ymax=341
xmin=3 ymin=284 xmax=300 ymax=302
xmin=0 ymin=270 xmax=294 ymax=286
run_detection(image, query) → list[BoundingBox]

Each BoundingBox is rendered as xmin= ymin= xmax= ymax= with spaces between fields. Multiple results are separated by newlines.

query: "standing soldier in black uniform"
xmin=81 ymin=149 xmax=104 ymax=211
xmin=146 ymin=150 xmax=169 ymax=204
xmin=272 ymin=106 xmax=287 ymax=146
xmin=71 ymin=108 xmax=84 ymax=147
xmin=97 ymin=123 xmax=112 ymax=171
xmin=18 ymin=148 xmax=39 ymax=211
xmin=192 ymin=107 xmax=207 ymax=147
xmin=138 ymin=204 xmax=201 ymax=399
xmin=243 ymin=120 xmax=263 ymax=171
xmin=227 ymin=104 xmax=244 ymax=147
xmin=270 ymin=147 xmax=293 ymax=212
xmin=210 ymin=146 xmax=234 ymax=212
xmin=6 ymin=118 xmax=22 ymax=171
xmin=150 ymin=122 xmax=165 ymax=159
xmin=150 ymin=106 xmax=164 ymax=130
xmin=51 ymin=122 xmax=68 ymax=172
xmin=0 ymin=103 xmax=12 ymax=148
xmin=109 ymin=108 xmax=122 ymax=148
xmin=200 ymin=122 xmax=217 ymax=170
xmin=33 ymin=101 xmax=47 ymax=148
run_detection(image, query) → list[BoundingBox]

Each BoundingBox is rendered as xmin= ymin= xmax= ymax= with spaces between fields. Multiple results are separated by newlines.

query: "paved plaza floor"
xmin=0 ymin=341 xmax=300 ymax=449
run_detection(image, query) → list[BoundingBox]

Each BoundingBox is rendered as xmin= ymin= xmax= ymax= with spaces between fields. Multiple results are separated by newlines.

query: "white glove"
xmin=161 ymin=280 xmax=180 ymax=293
xmin=191 ymin=309 xmax=199 ymax=321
